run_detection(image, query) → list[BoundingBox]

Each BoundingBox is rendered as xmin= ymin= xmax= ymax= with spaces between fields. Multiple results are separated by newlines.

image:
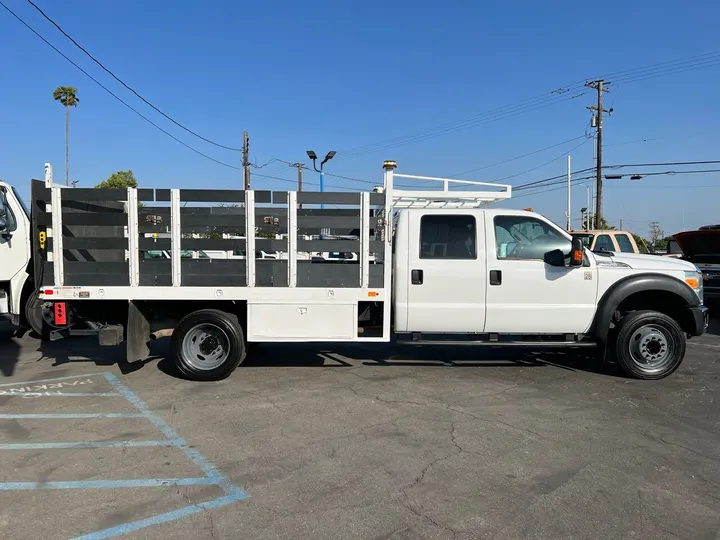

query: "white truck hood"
xmin=592 ymin=251 xmax=697 ymax=272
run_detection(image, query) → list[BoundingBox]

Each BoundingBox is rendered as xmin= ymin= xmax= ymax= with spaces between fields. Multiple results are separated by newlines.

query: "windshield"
xmin=667 ymin=239 xmax=682 ymax=254
xmin=12 ymin=187 xmax=30 ymax=218
xmin=571 ymin=233 xmax=594 ymax=247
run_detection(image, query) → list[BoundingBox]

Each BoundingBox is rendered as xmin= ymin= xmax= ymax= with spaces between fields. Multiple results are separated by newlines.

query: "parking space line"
xmin=71 ymin=493 xmax=243 ymax=540
xmin=102 ymin=372 xmax=248 ymax=499
xmin=0 ymin=371 xmax=249 ymax=538
xmin=0 ymin=477 xmax=222 ymax=490
xmin=0 ymin=373 xmax=108 ymax=387
xmin=0 ymin=440 xmax=182 ymax=450
xmin=0 ymin=392 xmax=121 ymax=397
xmin=0 ymin=413 xmax=146 ymax=419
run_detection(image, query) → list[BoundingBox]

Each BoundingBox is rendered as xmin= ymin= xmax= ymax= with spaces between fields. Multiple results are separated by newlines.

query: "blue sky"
xmin=1 ymin=0 xmax=719 ymax=236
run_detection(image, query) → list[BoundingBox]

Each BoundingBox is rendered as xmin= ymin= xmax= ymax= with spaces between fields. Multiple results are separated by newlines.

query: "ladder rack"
xmin=381 ymin=161 xmax=512 ymax=209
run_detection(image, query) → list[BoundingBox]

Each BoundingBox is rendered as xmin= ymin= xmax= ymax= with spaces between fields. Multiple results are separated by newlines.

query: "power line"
xmin=448 ymin=135 xmax=587 ymax=178
xmin=267 ymin=157 xmax=378 ymax=186
xmin=0 ymin=1 xmax=243 ymax=171
xmin=251 ymin=172 xmax=355 ymax=191
xmin=513 ymin=167 xmax=596 ymax=190
xmin=607 ymin=160 xmax=720 ymax=168
xmin=515 ymin=167 xmax=720 ymax=198
xmin=342 ymin=51 xmax=720 ymax=158
xmin=494 ymin=137 xmax=592 ymax=182
xmin=344 ymin=91 xmax=589 ymax=157
xmin=26 ymin=0 xmax=242 ymax=152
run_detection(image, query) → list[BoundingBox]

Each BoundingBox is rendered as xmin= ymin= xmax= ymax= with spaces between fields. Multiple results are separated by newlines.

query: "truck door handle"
xmin=489 ymin=270 xmax=502 ymax=285
xmin=411 ymin=269 xmax=423 ymax=285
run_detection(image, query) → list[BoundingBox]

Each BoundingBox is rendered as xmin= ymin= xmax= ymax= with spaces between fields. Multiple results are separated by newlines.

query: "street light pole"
xmin=306 ymin=150 xmax=336 ymax=210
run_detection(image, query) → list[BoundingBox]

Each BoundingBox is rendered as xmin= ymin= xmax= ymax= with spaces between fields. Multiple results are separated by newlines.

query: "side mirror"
xmin=0 ymin=215 xmax=6 ymax=233
xmin=543 ymin=249 xmax=565 ymax=267
xmin=569 ymin=237 xmax=584 ymax=266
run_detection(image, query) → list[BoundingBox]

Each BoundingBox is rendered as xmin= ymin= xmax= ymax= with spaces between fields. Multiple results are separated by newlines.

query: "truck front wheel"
xmin=613 ymin=310 xmax=686 ymax=380
xmin=170 ymin=309 xmax=246 ymax=381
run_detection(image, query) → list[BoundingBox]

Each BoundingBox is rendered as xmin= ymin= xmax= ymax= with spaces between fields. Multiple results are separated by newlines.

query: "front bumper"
xmin=688 ymin=305 xmax=710 ymax=336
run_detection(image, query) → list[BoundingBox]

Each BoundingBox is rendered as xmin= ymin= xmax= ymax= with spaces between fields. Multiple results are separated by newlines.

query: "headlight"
xmin=685 ymin=270 xmax=704 ymax=304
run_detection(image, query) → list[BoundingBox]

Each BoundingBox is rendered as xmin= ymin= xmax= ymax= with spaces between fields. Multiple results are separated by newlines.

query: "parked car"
xmin=673 ymin=227 xmax=720 ymax=301
xmin=570 ymin=230 xmax=643 ymax=253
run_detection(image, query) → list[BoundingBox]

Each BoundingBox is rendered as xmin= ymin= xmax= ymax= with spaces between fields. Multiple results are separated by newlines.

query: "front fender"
xmin=590 ymin=273 xmax=699 ymax=343
xmin=10 ymin=271 xmax=32 ymax=316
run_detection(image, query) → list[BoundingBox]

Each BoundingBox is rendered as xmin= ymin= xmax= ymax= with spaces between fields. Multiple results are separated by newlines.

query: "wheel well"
xmin=615 ymin=290 xmax=695 ymax=334
xmin=18 ymin=278 xmax=35 ymax=325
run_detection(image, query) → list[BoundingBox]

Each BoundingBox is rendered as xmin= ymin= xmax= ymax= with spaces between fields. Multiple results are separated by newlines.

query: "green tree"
xmin=52 ymin=86 xmax=79 ymax=187
xmin=631 ymin=233 xmax=650 ymax=253
xmin=95 ymin=170 xmax=138 ymax=189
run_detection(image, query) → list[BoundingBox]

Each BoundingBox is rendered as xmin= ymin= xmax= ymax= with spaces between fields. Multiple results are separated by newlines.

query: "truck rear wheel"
xmin=170 ymin=309 xmax=246 ymax=381
xmin=613 ymin=310 xmax=686 ymax=380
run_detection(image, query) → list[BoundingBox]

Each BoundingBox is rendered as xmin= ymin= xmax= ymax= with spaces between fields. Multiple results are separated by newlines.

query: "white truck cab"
xmin=0 ymin=180 xmax=35 ymax=329
xmin=393 ymin=206 xmax=705 ymax=335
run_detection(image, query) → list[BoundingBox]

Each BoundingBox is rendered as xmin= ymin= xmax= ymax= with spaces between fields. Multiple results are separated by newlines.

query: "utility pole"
xmin=649 ymin=221 xmax=663 ymax=253
xmin=586 ymin=185 xmax=591 ymax=230
xmin=619 ymin=219 xmax=623 ymax=230
xmin=242 ymin=131 xmax=250 ymax=190
xmin=566 ymin=155 xmax=572 ymax=231
xmin=289 ymin=162 xmax=304 ymax=208
xmin=586 ymin=80 xmax=611 ymax=226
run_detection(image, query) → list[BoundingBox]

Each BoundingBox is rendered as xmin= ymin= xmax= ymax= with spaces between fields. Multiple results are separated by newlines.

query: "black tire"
xmin=613 ymin=310 xmax=686 ymax=380
xmin=170 ymin=309 xmax=246 ymax=381
xmin=23 ymin=288 xmax=45 ymax=338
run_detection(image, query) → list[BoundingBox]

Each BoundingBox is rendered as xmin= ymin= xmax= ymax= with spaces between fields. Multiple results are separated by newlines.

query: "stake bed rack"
xmin=32 ymin=161 xmax=511 ymax=342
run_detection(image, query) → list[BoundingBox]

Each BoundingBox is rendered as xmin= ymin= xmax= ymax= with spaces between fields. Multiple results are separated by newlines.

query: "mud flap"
xmin=126 ymin=300 xmax=150 ymax=363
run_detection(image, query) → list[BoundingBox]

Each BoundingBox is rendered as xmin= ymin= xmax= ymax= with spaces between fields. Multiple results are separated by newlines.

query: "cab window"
xmin=0 ymin=190 xmax=17 ymax=232
xmin=494 ymin=216 xmax=570 ymax=260
xmin=615 ymin=234 xmax=635 ymax=253
xmin=420 ymin=215 xmax=476 ymax=259
xmin=594 ymin=234 xmax=614 ymax=252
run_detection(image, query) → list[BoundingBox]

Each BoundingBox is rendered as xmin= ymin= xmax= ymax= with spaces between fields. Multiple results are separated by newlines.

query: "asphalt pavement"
xmin=0 ymin=317 xmax=719 ymax=540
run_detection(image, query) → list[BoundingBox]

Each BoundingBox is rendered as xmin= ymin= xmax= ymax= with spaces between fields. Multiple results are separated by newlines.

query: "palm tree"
xmin=52 ymin=86 xmax=79 ymax=186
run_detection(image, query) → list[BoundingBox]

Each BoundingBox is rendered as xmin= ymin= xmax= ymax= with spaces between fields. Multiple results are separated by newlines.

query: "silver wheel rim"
xmin=628 ymin=324 xmax=674 ymax=375
xmin=181 ymin=323 xmax=231 ymax=371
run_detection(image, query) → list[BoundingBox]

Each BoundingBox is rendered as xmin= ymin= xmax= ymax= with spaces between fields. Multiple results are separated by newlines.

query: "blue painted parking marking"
xmin=71 ymin=493 xmax=243 ymax=540
xmin=0 ymin=392 xmax=121 ymax=397
xmin=0 ymin=477 xmax=222 ymax=490
xmin=0 ymin=371 xmax=248 ymax=539
xmin=0 ymin=373 xmax=108 ymax=387
xmin=0 ymin=413 xmax=145 ymax=419
xmin=0 ymin=440 xmax=181 ymax=449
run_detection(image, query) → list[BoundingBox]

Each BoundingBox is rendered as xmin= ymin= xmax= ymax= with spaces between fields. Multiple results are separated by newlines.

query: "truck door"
xmin=405 ymin=210 xmax=487 ymax=333
xmin=0 ymin=187 xmax=30 ymax=284
xmin=484 ymin=212 xmax=598 ymax=333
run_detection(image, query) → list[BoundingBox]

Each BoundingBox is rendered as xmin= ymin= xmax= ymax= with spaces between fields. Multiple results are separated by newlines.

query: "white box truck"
xmin=0 ymin=161 xmax=709 ymax=381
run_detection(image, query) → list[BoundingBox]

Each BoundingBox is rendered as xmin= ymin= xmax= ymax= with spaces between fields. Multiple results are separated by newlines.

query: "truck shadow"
xmin=0 ymin=324 xmax=22 ymax=378
xmin=153 ymin=341 xmax=617 ymax=379
xmin=705 ymin=304 xmax=719 ymax=336
xmin=31 ymin=336 xmax=163 ymax=375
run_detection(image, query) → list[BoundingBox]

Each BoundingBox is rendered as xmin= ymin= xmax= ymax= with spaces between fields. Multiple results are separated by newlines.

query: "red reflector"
xmin=44 ymin=289 xmax=54 ymax=295
xmin=54 ymin=302 xmax=67 ymax=326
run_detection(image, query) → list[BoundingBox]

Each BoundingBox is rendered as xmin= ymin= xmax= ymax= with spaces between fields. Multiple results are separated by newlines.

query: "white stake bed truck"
xmin=0 ymin=161 xmax=709 ymax=380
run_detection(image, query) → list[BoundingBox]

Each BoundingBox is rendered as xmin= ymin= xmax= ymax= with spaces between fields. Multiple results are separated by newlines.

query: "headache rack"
xmin=383 ymin=160 xmax=512 ymax=209
xmin=31 ymin=161 xmax=511 ymax=342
